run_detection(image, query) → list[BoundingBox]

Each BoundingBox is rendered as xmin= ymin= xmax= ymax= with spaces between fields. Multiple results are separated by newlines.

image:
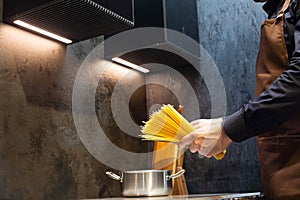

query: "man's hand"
xmin=178 ymin=118 xmax=232 ymax=157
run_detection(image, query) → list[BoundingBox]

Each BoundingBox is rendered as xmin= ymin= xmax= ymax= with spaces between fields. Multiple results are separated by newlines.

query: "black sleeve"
xmin=223 ymin=0 xmax=300 ymax=142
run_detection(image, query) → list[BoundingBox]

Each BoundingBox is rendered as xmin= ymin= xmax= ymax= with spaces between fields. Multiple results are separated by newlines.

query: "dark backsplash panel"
xmin=145 ymin=0 xmax=266 ymax=194
xmin=188 ymin=0 xmax=265 ymax=193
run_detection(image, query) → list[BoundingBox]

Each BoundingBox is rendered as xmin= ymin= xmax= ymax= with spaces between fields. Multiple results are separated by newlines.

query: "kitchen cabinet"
xmin=105 ymin=0 xmax=200 ymax=70
xmin=134 ymin=0 xmax=199 ymax=42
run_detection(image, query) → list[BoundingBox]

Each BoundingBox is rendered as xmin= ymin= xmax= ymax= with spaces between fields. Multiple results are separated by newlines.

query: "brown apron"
xmin=256 ymin=0 xmax=300 ymax=199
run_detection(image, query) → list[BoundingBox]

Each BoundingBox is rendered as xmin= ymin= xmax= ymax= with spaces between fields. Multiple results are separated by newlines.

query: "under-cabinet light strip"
xmin=112 ymin=57 xmax=150 ymax=73
xmin=13 ymin=20 xmax=72 ymax=44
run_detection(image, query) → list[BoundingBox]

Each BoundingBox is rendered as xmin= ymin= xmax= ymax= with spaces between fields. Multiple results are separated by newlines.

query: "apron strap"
xmin=277 ymin=0 xmax=291 ymax=18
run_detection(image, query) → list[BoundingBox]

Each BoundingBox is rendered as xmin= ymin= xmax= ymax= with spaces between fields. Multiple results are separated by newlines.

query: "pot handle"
xmin=166 ymin=169 xmax=185 ymax=180
xmin=106 ymin=171 xmax=123 ymax=182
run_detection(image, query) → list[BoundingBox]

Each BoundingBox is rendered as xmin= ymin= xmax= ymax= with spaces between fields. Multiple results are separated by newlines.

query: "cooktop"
xmin=97 ymin=192 xmax=263 ymax=200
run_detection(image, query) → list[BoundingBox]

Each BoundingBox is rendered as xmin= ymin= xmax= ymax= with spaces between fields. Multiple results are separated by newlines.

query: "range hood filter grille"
xmin=4 ymin=0 xmax=134 ymax=43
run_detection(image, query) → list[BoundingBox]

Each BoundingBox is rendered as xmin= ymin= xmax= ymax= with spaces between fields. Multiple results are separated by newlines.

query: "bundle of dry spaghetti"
xmin=140 ymin=104 xmax=226 ymax=160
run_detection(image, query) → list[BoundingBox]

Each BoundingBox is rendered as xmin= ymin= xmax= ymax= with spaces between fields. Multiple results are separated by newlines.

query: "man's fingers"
xmin=178 ymin=132 xmax=195 ymax=149
xmin=193 ymin=134 xmax=204 ymax=146
xmin=191 ymin=119 xmax=210 ymax=131
xmin=190 ymin=119 xmax=201 ymax=126
xmin=189 ymin=144 xmax=199 ymax=153
xmin=192 ymin=123 xmax=203 ymax=130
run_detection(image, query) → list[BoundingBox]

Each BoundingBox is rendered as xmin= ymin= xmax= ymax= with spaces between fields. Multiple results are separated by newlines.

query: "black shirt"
xmin=223 ymin=0 xmax=300 ymax=142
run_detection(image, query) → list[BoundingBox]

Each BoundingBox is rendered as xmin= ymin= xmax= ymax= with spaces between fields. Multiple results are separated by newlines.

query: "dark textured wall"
xmin=145 ymin=0 xmax=267 ymax=194
xmin=0 ymin=22 xmax=149 ymax=199
xmin=192 ymin=0 xmax=266 ymax=193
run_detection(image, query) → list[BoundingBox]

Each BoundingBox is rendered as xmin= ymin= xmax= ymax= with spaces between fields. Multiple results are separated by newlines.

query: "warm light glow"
xmin=112 ymin=57 xmax=150 ymax=73
xmin=13 ymin=20 xmax=72 ymax=44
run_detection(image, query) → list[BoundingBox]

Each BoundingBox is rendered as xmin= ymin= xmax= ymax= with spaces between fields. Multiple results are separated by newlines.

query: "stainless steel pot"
xmin=106 ymin=169 xmax=185 ymax=197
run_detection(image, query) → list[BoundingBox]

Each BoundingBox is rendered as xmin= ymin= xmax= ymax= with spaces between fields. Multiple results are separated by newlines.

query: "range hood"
xmin=3 ymin=0 xmax=134 ymax=44
xmin=105 ymin=0 xmax=200 ymax=72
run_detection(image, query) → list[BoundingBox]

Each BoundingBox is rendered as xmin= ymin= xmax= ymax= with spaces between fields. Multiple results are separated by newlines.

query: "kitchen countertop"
xmin=95 ymin=192 xmax=262 ymax=200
